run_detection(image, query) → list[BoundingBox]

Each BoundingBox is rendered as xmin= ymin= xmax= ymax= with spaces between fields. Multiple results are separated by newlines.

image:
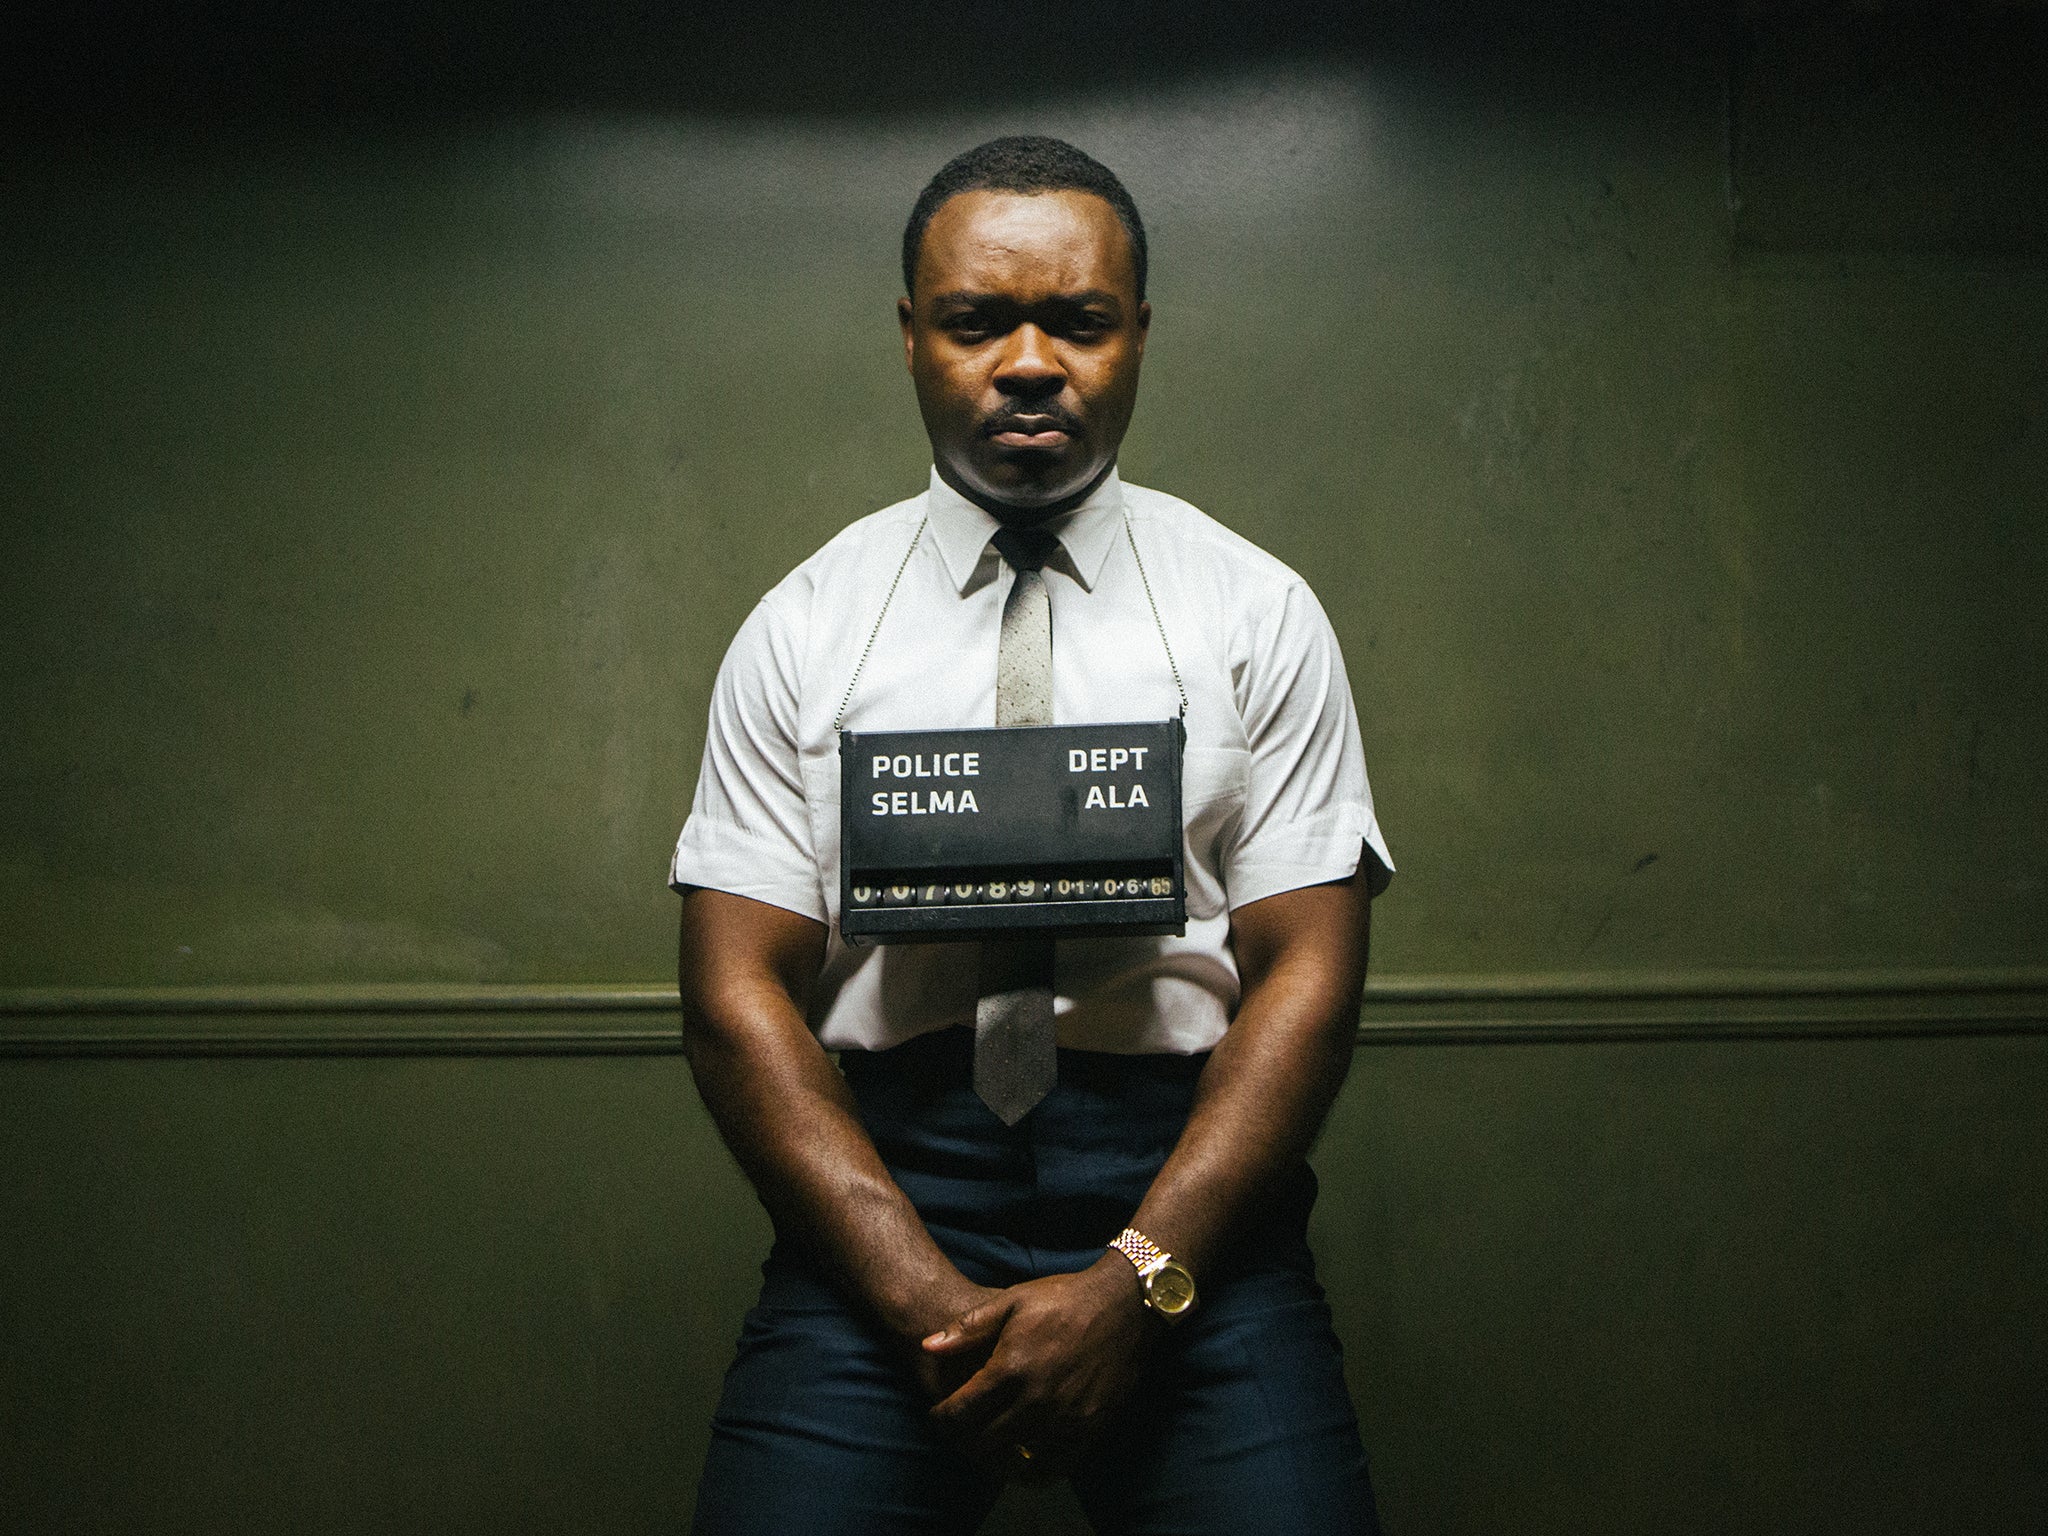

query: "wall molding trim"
xmin=3 ymin=968 xmax=2044 ymax=1057
xmin=1350 ymin=966 xmax=2048 ymax=1046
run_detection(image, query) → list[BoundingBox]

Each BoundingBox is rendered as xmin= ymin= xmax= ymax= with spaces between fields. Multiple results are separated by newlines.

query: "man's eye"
xmin=1066 ymin=314 xmax=1113 ymax=339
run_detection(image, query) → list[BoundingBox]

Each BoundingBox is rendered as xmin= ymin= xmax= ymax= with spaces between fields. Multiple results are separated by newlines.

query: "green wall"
xmin=5 ymin=13 xmax=2044 ymax=1533
xmin=5 ymin=1032 xmax=2043 ymax=1533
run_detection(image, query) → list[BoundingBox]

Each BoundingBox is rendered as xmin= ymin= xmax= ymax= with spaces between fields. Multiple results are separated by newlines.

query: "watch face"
xmin=1148 ymin=1262 xmax=1197 ymax=1317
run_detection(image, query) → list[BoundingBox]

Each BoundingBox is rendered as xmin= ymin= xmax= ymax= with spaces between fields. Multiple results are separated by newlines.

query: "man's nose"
xmin=993 ymin=324 xmax=1065 ymax=398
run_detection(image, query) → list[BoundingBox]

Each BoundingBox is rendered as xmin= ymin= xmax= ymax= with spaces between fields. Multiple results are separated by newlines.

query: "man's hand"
xmin=902 ymin=1273 xmax=1006 ymax=1404
xmin=921 ymin=1253 xmax=1152 ymax=1469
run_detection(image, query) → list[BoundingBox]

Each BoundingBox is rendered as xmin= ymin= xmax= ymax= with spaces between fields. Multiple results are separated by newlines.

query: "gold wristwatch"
xmin=1110 ymin=1227 xmax=1198 ymax=1323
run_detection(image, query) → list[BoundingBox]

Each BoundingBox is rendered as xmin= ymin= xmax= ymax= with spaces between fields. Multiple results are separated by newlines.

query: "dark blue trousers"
xmin=691 ymin=1027 xmax=1381 ymax=1535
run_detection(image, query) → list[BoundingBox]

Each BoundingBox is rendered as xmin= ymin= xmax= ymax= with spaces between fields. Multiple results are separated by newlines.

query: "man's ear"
xmin=897 ymin=296 xmax=916 ymax=374
xmin=1136 ymin=299 xmax=1151 ymax=356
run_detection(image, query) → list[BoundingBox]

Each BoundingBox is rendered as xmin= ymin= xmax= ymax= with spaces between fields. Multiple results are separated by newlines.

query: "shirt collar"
xmin=925 ymin=464 xmax=1126 ymax=595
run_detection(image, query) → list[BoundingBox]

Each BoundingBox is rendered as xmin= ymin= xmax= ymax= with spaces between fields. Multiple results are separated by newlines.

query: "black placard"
xmin=839 ymin=719 xmax=1185 ymax=943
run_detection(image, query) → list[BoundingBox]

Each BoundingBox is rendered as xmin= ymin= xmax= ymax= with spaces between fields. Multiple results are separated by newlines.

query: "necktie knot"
xmin=991 ymin=525 xmax=1060 ymax=574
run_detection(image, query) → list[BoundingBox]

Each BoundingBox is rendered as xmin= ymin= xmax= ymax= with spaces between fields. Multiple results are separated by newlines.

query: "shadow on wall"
xmin=3 ymin=2 xmax=1798 ymax=136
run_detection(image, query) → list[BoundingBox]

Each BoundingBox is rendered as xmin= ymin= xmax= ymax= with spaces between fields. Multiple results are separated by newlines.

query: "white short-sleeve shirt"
xmin=672 ymin=467 xmax=1394 ymax=1055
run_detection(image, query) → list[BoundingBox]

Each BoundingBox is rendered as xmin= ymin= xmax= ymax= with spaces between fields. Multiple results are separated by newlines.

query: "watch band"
xmin=1110 ymin=1226 xmax=1172 ymax=1279
xmin=1110 ymin=1227 xmax=1197 ymax=1324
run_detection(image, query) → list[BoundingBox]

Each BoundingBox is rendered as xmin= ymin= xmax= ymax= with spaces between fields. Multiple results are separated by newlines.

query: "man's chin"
xmin=958 ymin=454 xmax=1104 ymax=514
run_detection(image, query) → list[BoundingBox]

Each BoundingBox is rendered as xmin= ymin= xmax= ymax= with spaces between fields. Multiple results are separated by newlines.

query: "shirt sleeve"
xmin=668 ymin=592 xmax=828 ymax=921
xmin=1223 ymin=580 xmax=1395 ymax=909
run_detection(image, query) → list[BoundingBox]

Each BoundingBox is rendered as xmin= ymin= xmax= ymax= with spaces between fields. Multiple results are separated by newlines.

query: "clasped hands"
xmin=908 ymin=1253 xmax=1153 ymax=1476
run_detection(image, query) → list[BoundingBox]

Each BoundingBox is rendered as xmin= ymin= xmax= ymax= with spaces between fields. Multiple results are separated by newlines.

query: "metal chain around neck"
xmin=832 ymin=515 xmax=926 ymax=733
xmin=1124 ymin=512 xmax=1188 ymax=717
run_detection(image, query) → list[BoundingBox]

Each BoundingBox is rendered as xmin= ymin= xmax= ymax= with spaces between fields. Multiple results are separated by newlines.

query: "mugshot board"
xmin=839 ymin=719 xmax=1186 ymax=943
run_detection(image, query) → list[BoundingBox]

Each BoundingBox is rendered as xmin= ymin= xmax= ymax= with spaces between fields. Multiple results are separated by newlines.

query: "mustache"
xmin=982 ymin=405 xmax=1082 ymax=436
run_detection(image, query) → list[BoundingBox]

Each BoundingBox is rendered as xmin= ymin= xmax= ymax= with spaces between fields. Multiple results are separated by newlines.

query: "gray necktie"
xmin=975 ymin=525 xmax=1060 ymax=1124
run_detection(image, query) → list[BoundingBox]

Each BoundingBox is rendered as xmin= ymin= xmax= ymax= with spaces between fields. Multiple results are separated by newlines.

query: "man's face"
xmin=899 ymin=189 xmax=1149 ymax=522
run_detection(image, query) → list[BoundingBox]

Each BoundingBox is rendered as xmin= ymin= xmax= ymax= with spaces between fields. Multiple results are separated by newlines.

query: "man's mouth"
xmin=985 ymin=413 xmax=1078 ymax=450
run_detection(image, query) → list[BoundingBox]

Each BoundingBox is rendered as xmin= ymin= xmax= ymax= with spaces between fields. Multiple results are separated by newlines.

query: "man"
xmin=672 ymin=136 xmax=1394 ymax=1534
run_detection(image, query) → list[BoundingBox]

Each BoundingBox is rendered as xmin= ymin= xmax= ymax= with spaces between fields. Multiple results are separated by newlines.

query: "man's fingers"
xmin=971 ymin=1395 xmax=1048 ymax=1458
xmin=922 ymin=1296 xmax=1012 ymax=1353
xmin=929 ymin=1358 xmax=1022 ymax=1430
xmin=914 ymin=1350 xmax=975 ymax=1403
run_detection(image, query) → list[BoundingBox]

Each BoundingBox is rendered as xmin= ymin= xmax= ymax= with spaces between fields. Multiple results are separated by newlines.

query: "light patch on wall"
xmin=519 ymin=66 xmax=1377 ymax=263
xmin=213 ymin=912 xmax=514 ymax=982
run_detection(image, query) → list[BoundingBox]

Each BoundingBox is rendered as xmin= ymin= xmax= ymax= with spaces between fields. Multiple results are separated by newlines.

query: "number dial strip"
xmin=851 ymin=875 xmax=1176 ymax=908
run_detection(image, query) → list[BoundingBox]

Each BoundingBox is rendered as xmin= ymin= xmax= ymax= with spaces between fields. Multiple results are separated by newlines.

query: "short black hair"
xmin=902 ymin=136 xmax=1148 ymax=301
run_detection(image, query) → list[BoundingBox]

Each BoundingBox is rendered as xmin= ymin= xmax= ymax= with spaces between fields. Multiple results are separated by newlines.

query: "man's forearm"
xmin=918 ymin=875 xmax=1371 ymax=1457
xmin=678 ymin=891 xmax=980 ymax=1340
xmin=1124 ymin=876 xmax=1371 ymax=1280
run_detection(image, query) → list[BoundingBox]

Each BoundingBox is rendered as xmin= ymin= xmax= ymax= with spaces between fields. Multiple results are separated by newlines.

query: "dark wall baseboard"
xmin=3 ymin=969 xmax=2042 ymax=1057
